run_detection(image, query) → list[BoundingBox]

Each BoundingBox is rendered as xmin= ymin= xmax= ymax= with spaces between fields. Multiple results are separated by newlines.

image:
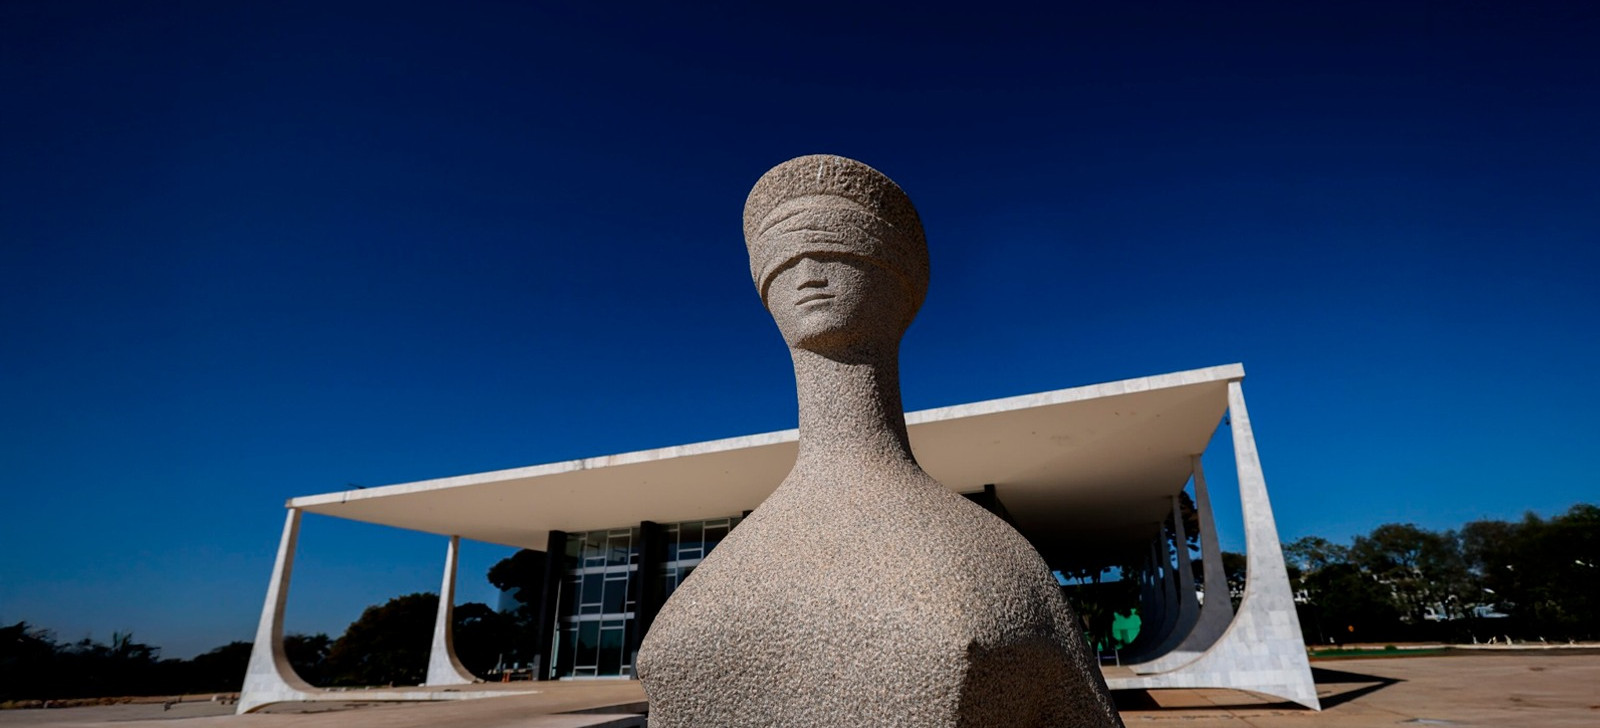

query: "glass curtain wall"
xmin=658 ymin=516 xmax=738 ymax=602
xmin=554 ymin=515 xmax=742 ymax=679
xmin=555 ymin=528 xmax=637 ymax=678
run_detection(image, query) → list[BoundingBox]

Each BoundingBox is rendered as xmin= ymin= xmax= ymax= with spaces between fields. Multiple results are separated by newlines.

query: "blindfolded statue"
xmin=636 ymin=155 xmax=1123 ymax=728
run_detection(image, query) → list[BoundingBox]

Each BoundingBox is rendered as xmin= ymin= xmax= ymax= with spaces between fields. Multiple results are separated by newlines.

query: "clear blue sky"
xmin=2 ymin=2 xmax=1595 ymax=659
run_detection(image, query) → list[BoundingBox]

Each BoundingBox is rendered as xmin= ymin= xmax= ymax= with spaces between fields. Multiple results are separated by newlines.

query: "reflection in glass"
xmin=599 ymin=626 xmax=624 ymax=675
xmin=608 ymin=532 xmax=631 ymax=566
xmin=680 ymin=521 xmax=703 ymax=550
xmin=556 ymin=625 xmax=576 ymax=675
xmin=577 ymin=621 xmax=600 ymax=670
xmin=603 ymin=576 xmax=627 ymax=613
xmin=555 ymin=517 xmax=742 ymax=678
xmin=581 ymin=573 xmax=603 ymax=614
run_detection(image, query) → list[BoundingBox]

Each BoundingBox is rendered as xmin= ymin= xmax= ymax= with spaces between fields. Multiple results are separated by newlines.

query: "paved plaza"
xmin=2 ymin=651 xmax=1596 ymax=727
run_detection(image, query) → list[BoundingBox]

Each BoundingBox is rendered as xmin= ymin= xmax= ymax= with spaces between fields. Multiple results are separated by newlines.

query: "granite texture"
xmin=635 ymin=155 xmax=1123 ymax=727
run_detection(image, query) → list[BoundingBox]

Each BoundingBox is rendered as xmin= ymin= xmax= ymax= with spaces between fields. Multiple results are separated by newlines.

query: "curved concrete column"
xmin=238 ymin=516 xmax=535 ymax=713
xmin=1107 ymin=381 xmax=1319 ymax=709
xmin=1147 ymin=524 xmax=1180 ymax=656
xmin=425 ymin=535 xmax=478 ymax=686
xmin=1133 ymin=494 xmax=1199 ymax=667
xmin=238 ymin=509 xmax=317 ymax=714
xmin=1124 ymin=541 xmax=1164 ymax=657
xmin=1132 ymin=456 xmax=1234 ymax=673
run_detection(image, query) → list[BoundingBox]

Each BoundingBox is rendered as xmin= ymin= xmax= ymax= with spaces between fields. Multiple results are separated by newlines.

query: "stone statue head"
xmin=743 ymin=155 xmax=929 ymax=357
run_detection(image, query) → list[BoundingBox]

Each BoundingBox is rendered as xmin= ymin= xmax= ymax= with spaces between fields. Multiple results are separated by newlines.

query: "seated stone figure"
xmin=636 ymin=155 xmax=1123 ymax=728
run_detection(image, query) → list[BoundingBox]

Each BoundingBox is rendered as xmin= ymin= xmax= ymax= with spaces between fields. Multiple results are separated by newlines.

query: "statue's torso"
xmin=636 ymin=468 xmax=1121 ymax=727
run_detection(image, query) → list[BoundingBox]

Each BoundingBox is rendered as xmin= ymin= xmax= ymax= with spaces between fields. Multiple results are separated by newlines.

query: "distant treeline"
xmin=4 ymin=503 xmax=1595 ymax=702
xmin=0 ymin=594 xmax=519 ymax=704
xmin=1284 ymin=503 xmax=1598 ymax=645
xmin=1066 ymin=502 xmax=1598 ymax=650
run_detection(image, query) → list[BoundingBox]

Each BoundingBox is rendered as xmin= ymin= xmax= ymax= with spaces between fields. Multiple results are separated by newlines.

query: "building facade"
xmin=237 ymin=364 xmax=1320 ymax=713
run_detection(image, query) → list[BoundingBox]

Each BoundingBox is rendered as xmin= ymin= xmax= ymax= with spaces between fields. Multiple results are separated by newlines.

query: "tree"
xmin=485 ymin=549 xmax=547 ymax=670
xmin=1284 ymin=536 xmax=1350 ymax=574
xmin=1462 ymin=505 xmax=1600 ymax=640
xmin=1301 ymin=560 xmax=1403 ymax=644
xmin=0 ymin=622 xmax=62 ymax=701
xmin=1351 ymin=523 xmax=1468 ymax=623
xmin=1221 ymin=551 xmax=1248 ymax=610
xmin=183 ymin=641 xmax=252 ymax=693
xmin=284 ymin=633 xmax=332 ymax=685
xmin=325 ymin=593 xmax=438 ymax=687
xmin=486 ymin=549 xmax=546 ymax=609
xmin=61 ymin=631 xmax=162 ymax=698
xmin=453 ymin=602 xmax=515 ymax=675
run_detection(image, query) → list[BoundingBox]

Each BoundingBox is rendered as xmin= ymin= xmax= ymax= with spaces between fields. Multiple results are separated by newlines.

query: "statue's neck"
xmin=789 ymin=345 xmax=918 ymax=473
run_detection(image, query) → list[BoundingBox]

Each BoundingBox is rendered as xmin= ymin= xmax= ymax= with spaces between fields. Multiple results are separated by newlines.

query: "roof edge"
xmin=287 ymin=362 xmax=1244 ymax=509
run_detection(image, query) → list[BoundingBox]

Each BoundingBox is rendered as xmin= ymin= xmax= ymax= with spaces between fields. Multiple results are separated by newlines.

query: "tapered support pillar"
xmin=1157 ymin=522 xmax=1180 ymax=644
xmin=1135 ymin=494 xmax=1200 ymax=665
xmin=1108 ymin=380 xmax=1319 ymax=709
xmin=238 ymin=509 xmax=317 ymax=714
xmin=1135 ymin=457 xmax=1233 ymax=673
xmin=425 ymin=536 xmax=477 ymax=686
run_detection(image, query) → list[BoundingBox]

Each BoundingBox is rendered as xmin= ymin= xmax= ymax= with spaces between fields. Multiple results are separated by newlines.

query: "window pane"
xmin=557 ymin=576 xmax=579 ymax=617
xmin=556 ymin=626 xmax=577 ymax=676
xmin=563 ymin=533 xmax=583 ymax=560
xmin=598 ymin=627 xmax=624 ymax=675
xmin=608 ymin=534 xmax=631 ymax=566
xmin=577 ymin=621 xmax=600 ymax=669
xmin=602 ymin=576 xmax=627 ymax=614
xmin=704 ymin=524 xmax=728 ymax=548
xmin=680 ymin=521 xmax=703 ymax=549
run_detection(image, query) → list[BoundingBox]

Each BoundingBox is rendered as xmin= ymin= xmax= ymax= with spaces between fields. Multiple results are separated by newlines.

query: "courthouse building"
xmin=238 ymin=363 xmax=1319 ymax=712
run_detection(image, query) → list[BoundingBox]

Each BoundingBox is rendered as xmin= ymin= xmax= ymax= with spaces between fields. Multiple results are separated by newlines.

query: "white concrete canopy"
xmin=290 ymin=364 xmax=1241 ymax=562
xmin=247 ymin=362 xmax=1320 ymax=710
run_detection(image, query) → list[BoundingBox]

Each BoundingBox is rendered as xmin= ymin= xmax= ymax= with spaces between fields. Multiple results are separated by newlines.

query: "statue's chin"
xmin=789 ymin=335 xmax=886 ymax=364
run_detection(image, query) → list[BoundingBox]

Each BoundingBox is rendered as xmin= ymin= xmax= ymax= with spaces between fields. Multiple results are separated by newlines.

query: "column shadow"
xmin=1310 ymin=665 xmax=1404 ymax=709
xmin=1108 ymin=666 xmax=1402 ymax=712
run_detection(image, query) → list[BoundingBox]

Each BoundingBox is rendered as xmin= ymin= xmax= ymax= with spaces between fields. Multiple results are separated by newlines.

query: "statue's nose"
xmin=795 ymin=257 xmax=828 ymax=288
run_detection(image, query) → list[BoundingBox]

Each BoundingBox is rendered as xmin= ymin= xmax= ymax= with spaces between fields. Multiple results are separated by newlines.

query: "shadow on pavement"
xmin=1312 ymin=665 xmax=1404 ymax=709
xmin=1107 ymin=666 xmax=1404 ymax=712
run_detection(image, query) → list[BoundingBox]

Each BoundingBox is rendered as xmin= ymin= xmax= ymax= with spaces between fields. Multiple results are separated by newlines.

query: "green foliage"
xmin=180 ymin=641 xmax=253 ymax=693
xmin=486 ymin=549 xmax=545 ymax=604
xmin=1350 ymin=523 xmax=1470 ymax=623
xmin=483 ymin=549 xmax=546 ymax=669
xmin=452 ymin=602 xmax=516 ymax=675
xmin=0 ymin=624 xmax=170 ymax=701
xmin=1460 ymin=504 xmax=1599 ymax=639
xmin=1063 ymin=578 xmax=1140 ymax=652
xmin=284 ymin=633 xmax=331 ymax=684
xmin=324 ymin=592 xmax=437 ymax=686
xmin=312 ymin=595 xmax=508 ymax=687
xmin=1286 ymin=503 xmax=1599 ymax=644
xmin=1221 ymin=551 xmax=1247 ymax=610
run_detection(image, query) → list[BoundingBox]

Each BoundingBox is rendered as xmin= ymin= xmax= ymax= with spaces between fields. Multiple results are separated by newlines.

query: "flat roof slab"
xmin=291 ymin=364 xmax=1242 ymax=554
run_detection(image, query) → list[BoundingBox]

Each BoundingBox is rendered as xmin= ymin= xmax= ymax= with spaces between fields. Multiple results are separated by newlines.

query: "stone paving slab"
xmin=3 ymin=651 xmax=1596 ymax=728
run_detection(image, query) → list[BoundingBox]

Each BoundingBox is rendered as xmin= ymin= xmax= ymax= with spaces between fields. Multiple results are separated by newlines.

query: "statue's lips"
xmin=796 ymin=293 xmax=834 ymax=306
